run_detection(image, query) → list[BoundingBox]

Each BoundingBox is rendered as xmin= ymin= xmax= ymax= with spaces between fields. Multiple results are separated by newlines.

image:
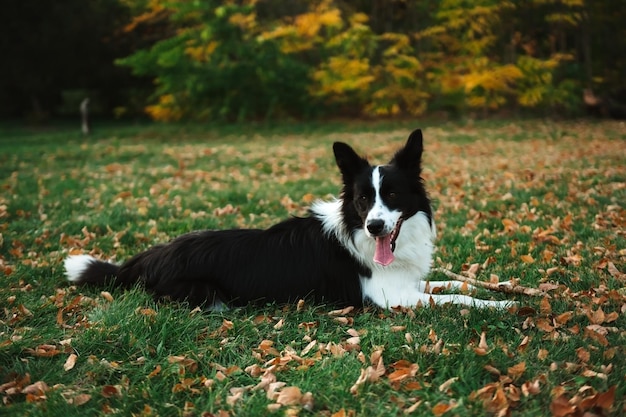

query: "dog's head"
xmin=333 ymin=129 xmax=431 ymax=266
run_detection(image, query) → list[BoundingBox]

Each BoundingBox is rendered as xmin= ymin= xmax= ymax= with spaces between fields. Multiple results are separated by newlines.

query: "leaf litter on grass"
xmin=0 ymin=120 xmax=625 ymax=415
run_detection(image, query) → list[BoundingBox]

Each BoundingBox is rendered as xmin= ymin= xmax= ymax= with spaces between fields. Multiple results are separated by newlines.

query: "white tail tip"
xmin=64 ymin=255 xmax=97 ymax=282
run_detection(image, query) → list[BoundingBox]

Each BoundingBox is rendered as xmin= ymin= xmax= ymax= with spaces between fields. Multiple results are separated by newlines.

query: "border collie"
xmin=64 ymin=129 xmax=511 ymax=310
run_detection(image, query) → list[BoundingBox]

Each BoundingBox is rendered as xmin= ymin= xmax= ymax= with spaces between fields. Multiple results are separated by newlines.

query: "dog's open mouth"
xmin=373 ymin=219 xmax=403 ymax=266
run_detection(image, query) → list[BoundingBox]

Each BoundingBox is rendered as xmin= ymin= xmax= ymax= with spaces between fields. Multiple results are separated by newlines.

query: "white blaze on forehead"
xmin=368 ymin=166 xmax=383 ymax=220
xmin=366 ymin=166 xmax=401 ymax=235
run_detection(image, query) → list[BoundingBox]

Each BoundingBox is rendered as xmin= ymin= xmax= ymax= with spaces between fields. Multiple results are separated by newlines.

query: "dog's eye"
xmin=359 ymin=195 xmax=367 ymax=201
xmin=388 ymin=192 xmax=397 ymax=199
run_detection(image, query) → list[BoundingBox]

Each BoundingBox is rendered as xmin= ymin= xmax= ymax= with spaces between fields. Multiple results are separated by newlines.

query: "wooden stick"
xmin=432 ymin=267 xmax=548 ymax=297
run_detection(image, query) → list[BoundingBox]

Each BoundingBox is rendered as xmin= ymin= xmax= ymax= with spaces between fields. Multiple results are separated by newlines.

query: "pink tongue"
xmin=374 ymin=235 xmax=395 ymax=266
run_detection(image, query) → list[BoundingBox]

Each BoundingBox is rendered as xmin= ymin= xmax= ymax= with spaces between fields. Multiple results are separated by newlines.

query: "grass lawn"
xmin=0 ymin=119 xmax=625 ymax=416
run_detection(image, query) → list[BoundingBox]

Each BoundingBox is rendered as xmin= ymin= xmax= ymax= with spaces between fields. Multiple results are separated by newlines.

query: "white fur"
xmin=312 ymin=199 xmax=512 ymax=309
xmin=64 ymin=254 xmax=97 ymax=282
xmin=365 ymin=166 xmax=401 ymax=236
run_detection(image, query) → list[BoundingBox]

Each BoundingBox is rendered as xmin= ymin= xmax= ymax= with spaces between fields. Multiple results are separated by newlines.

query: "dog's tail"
xmin=64 ymin=255 xmax=120 ymax=287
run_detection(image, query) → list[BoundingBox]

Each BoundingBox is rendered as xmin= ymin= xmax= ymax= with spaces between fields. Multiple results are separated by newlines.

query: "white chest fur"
xmin=312 ymin=200 xmax=436 ymax=308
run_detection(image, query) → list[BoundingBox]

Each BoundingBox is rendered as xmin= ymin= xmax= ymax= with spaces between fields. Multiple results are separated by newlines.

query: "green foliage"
xmin=114 ymin=0 xmax=624 ymax=121
xmin=118 ymin=0 xmax=311 ymax=121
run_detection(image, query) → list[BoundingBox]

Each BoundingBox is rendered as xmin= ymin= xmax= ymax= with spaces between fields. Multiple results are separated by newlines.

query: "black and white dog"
xmin=65 ymin=129 xmax=511 ymax=309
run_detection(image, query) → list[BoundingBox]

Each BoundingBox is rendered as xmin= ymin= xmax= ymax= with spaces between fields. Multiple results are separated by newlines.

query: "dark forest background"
xmin=2 ymin=0 xmax=625 ymax=123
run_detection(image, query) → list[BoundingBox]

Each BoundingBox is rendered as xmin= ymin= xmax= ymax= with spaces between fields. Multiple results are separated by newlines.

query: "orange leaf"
xmin=507 ymin=361 xmax=526 ymax=380
xmin=539 ymin=297 xmax=552 ymax=315
xmin=432 ymin=402 xmax=454 ymax=416
xmin=148 ymin=364 xmax=162 ymax=378
xmin=576 ymin=347 xmax=590 ymax=363
xmin=595 ymin=385 xmax=616 ymax=410
xmin=555 ymin=311 xmax=573 ymax=325
xmin=331 ymin=409 xmax=347 ymax=417
xmin=550 ymin=395 xmax=576 ymax=417
xmin=520 ymin=254 xmax=535 ymax=264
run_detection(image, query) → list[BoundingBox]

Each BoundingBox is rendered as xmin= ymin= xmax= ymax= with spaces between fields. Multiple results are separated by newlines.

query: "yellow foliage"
xmin=123 ymin=0 xmax=167 ymax=33
xmin=145 ymin=94 xmax=183 ymax=121
xmin=258 ymin=0 xmax=342 ymax=53
xmin=229 ymin=12 xmax=257 ymax=31
xmin=184 ymin=41 xmax=219 ymax=62
xmin=311 ymin=57 xmax=374 ymax=99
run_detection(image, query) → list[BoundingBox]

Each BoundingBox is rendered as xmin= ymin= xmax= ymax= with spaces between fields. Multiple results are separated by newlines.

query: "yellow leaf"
xmin=520 ymin=254 xmax=534 ymax=264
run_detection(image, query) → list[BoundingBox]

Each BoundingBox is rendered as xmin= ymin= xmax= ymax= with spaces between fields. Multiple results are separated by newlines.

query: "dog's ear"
xmin=390 ymin=129 xmax=423 ymax=172
xmin=333 ymin=142 xmax=370 ymax=183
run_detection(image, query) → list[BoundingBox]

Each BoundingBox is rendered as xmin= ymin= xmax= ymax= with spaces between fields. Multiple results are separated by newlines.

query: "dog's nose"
xmin=367 ymin=219 xmax=385 ymax=235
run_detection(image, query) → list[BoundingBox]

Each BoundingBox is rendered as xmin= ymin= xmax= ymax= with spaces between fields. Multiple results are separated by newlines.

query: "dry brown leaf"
xmin=72 ymin=393 xmax=91 ymax=406
xmin=478 ymin=331 xmax=489 ymax=350
xmin=21 ymin=381 xmax=49 ymax=396
xmin=328 ymin=306 xmax=354 ymax=316
xmin=266 ymin=382 xmax=287 ymax=400
xmin=331 ymin=409 xmax=347 ymax=417
xmin=520 ymin=254 xmax=535 ymax=264
xmin=276 ymin=386 xmax=302 ymax=406
xmin=301 ymin=340 xmax=317 ymax=356
xmin=517 ymin=335 xmax=530 ymax=352
xmin=521 ymin=379 xmax=542 ymax=397
xmin=227 ymin=387 xmax=246 ymax=406
xmin=507 ymin=361 xmax=526 ymax=380
xmin=148 ymin=364 xmax=162 ymax=378
xmin=539 ymin=296 xmax=552 ymax=315
xmin=101 ymin=385 xmax=121 ymax=398
xmin=550 ymin=395 xmax=576 ymax=417
xmin=595 ymin=385 xmax=616 ymax=410
xmin=432 ymin=401 xmax=455 ymax=416
xmin=555 ymin=311 xmax=573 ymax=325
xmin=606 ymin=261 xmax=625 ymax=280
xmin=100 ymin=291 xmax=114 ymax=302
xmin=345 ymin=336 xmax=360 ymax=345
xmin=588 ymin=307 xmax=605 ymax=325
xmin=64 ymin=353 xmax=78 ymax=371
xmin=576 ymin=347 xmax=590 ymax=363
xmin=438 ymin=377 xmax=459 ymax=393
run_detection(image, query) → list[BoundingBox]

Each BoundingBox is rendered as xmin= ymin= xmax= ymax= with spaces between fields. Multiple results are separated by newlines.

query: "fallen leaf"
xmin=432 ymin=401 xmax=455 ymax=416
xmin=73 ymin=393 xmax=91 ymax=406
xmin=100 ymin=291 xmax=114 ymax=302
xmin=507 ymin=361 xmax=526 ymax=380
xmin=21 ymin=381 xmax=49 ymax=396
xmin=438 ymin=377 xmax=458 ymax=393
xmin=101 ymin=385 xmax=121 ymax=398
xmin=64 ymin=353 xmax=78 ymax=371
xmin=550 ymin=395 xmax=576 ymax=417
xmin=539 ymin=296 xmax=552 ymax=315
xmin=148 ymin=364 xmax=162 ymax=378
xmin=276 ymin=386 xmax=302 ymax=406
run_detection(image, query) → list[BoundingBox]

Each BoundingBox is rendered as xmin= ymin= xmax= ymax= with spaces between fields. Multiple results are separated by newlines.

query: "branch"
xmin=432 ymin=267 xmax=548 ymax=297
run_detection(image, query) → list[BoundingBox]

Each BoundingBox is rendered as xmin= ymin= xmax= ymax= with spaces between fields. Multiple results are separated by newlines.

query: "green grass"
xmin=1 ymin=119 xmax=625 ymax=416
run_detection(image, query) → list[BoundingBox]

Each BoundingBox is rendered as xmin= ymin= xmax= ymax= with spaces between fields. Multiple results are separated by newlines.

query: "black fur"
xmin=77 ymin=217 xmax=367 ymax=308
xmin=67 ymin=129 xmax=429 ymax=309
